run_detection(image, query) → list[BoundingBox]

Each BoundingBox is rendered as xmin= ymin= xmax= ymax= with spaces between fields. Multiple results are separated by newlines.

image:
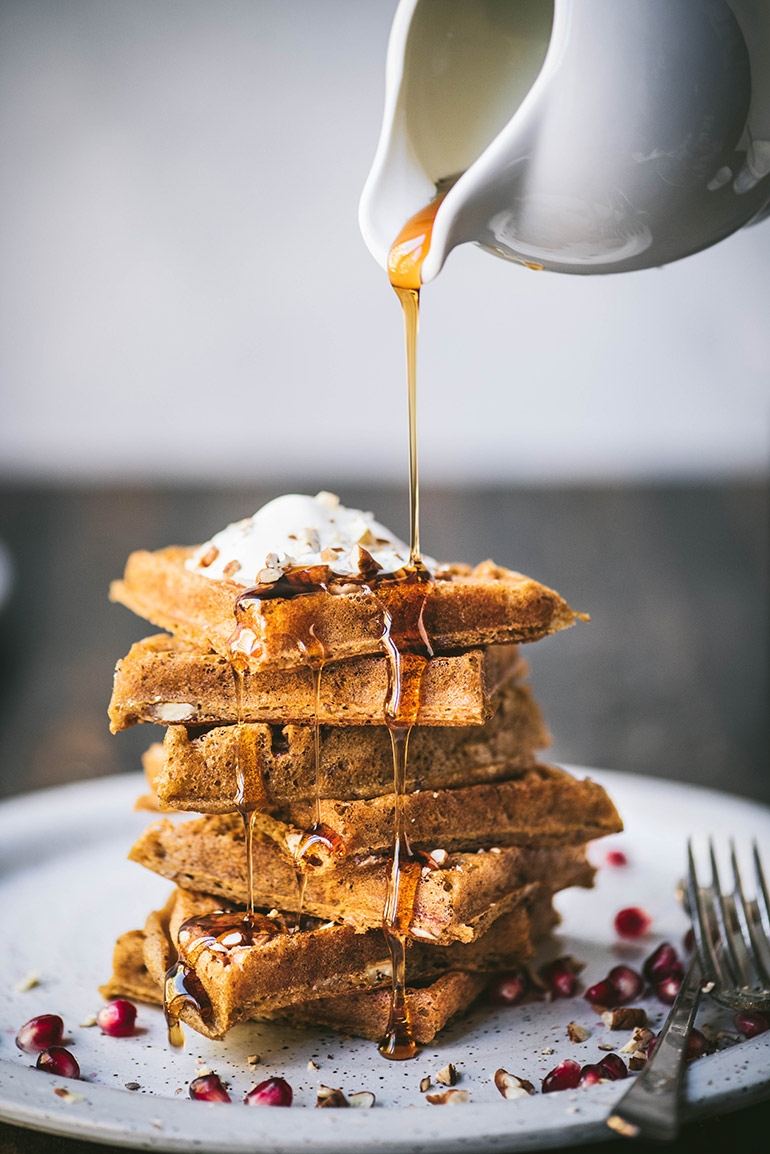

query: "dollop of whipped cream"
xmin=186 ymin=492 xmax=435 ymax=586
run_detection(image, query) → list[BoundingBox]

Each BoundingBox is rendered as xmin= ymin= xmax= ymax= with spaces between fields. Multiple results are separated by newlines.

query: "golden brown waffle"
xmin=279 ymin=765 xmax=622 ymax=856
xmin=103 ymin=887 xmax=554 ymax=1039
xmin=102 ymin=895 xmax=559 ymax=1044
xmin=278 ymin=900 xmax=559 ymax=1041
xmin=100 ymin=938 xmax=488 ymax=1045
xmin=110 ymin=548 xmax=583 ymax=671
xmin=129 ymin=814 xmax=594 ymax=942
xmin=140 ymin=677 xmax=549 ymax=812
xmin=109 ymin=635 xmax=521 ymax=731
xmin=138 ymin=760 xmax=618 ymax=855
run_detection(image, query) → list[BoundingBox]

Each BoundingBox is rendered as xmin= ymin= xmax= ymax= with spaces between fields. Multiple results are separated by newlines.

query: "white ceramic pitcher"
xmin=359 ymin=0 xmax=770 ymax=277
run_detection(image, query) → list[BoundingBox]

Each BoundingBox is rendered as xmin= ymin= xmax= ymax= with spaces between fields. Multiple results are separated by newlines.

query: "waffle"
xmin=102 ymin=886 xmax=554 ymax=1039
xmin=99 ymin=938 xmax=489 ymax=1045
xmin=111 ymin=549 xmax=583 ymax=672
xmin=109 ymin=635 xmax=522 ymax=731
xmin=102 ymin=897 xmax=560 ymax=1044
xmin=128 ymin=813 xmax=594 ymax=942
xmin=277 ymin=764 xmax=622 ymax=856
xmin=141 ymin=676 xmax=549 ymax=812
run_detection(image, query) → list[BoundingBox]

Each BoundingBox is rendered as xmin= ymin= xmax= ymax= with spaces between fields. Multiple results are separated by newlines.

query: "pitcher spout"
xmin=361 ymin=0 xmax=770 ymax=278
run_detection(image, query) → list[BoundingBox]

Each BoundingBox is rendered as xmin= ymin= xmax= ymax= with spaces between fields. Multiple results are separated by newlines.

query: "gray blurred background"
xmin=0 ymin=0 xmax=767 ymax=807
xmin=1 ymin=0 xmax=769 ymax=484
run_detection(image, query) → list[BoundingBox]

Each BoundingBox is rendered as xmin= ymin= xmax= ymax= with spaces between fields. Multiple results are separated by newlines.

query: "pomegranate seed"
xmin=244 ymin=1077 xmax=293 ymax=1106
xmin=606 ymin=850 xmax=628 ymax=867
xmin=687 ymin=1029 xmax=709 ymax=1060
xmin=647 ymin=1030 xmax=707 ymax=1061
xmin=584 ymin=979 xmax=618 ymax=1008
xmin=96 ymin=999 xmax=137 ymax=1037
xmin=655 ymin=975 xmax=682 ymax=1004
xmin=578 ymin=1063 xmax=605 ymax=1086
xmin=487 ymin=971 xmax=528 ymax=1006
xmin=614 ymin=907 xmax=651 ymax=939
xmin=598 ymin=1053 xmax=629 ymax=1080
xmin=734 ymin=1011 xmax=769 ymax=1038
xmin=542 ymin=1059 xmax=581 ymax=1093
xmin=643 ymin=942 xmax=683 ymax=983
xmin=540 ymin=957 xmax=580 ymax=999
xmin=15 ymin=1015 xmax=64 ymax=1053
xmin=607 ymin=965 xmax=643 ymax=1004
xmin=36 ymin=1047 xmax=80 ymax=1079
xmin=683 ymin=927 xmax=695 ymax=954
xmin=189 ymin=1073 xmax=231 ymax=1102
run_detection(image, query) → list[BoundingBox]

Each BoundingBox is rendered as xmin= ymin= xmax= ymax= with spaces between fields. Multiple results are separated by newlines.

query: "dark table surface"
xmin=0 ymin=481 xmax=767 ymax=1154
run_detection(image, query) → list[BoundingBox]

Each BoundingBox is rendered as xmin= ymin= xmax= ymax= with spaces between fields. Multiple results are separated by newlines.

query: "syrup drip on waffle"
xmin=164 ymin=909 xmax=287 ymax=1046
xmin=293 ymin=626 xmax=346 ymax=926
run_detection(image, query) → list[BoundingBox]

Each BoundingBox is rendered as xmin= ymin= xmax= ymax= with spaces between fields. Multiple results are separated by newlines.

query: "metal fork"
xmin=607 ymin=839 xmax=770 ymax=1141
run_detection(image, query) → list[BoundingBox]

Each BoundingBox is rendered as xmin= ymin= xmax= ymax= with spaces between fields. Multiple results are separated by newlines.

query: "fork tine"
xmin=687 ymin=840 xmax=720 ymax=988
xmin=709 ymin=839 xmax=750 ymax=987
xmin=730 ymin=840 xmax=770 ymax=986
xmin=753 ymin=841 xmax=770 ymax=943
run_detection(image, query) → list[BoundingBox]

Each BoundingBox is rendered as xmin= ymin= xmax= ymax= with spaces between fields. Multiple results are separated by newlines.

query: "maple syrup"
xmin=292 ymin=629 xmax=346 ymax=924
xmin=368 ymin=195 xmax=446 ymax=1058
xmin=388 ymin=192 xmax=445 ymax=565
xmin=163 ymin=908 xmax=287 ymax=1047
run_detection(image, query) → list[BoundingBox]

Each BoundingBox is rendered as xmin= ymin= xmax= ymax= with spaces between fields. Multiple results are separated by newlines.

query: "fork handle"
xmin=606 ymin=956 xmax=702 ymax=1141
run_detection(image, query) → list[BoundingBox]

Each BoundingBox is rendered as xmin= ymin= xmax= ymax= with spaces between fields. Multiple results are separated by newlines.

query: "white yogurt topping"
xmin=186 ymin=492 xmax=435 ymax=585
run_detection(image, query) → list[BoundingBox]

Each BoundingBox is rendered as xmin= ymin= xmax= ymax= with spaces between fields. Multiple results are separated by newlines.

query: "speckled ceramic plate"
xmin=1 ymin=769 xmax=769 ymax=1153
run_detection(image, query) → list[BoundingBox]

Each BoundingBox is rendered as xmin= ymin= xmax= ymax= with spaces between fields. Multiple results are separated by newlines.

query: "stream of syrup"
xmin=375 ymin=193 xmax=444 ymax=1058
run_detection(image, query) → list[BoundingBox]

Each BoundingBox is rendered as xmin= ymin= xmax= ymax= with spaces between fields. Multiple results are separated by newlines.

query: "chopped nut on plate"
xmin=426 ymin=1089 xmax=468 ymax=1106
xmin=567 ymin=1022 xmax=591 ymax=1043
xmin=15 ymin=970 xmax=41 ymax=993
xmin=316 ymin=1085 xmax=349 ymax=1108
xmin=602 ymin=1007 xmax=647 ymax=1030
xmin=349 ymin=1091 xmax=375 ymax=1108
xmin=435 ymin=1063 xmax=459 ymax=1086
xmin=620 ymin=1026 xmax=654 ymax=1054
xmin=494 ymin=1069 xmax=534 ymax=1099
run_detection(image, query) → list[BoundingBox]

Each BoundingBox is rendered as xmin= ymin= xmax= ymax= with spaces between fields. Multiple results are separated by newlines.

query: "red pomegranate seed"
xmin=734 ymin=1011 xmax=769 ymax=1038
xmin=655 ymin=974 xmax=682 ymax=1004
xmin=687 ymin=1029 xmax=709 ymax=1060
xmin=584 ymin=979 xmax=618 ymax=1008
xmin=607 ymin=965 xmax=643 ymax=1004
xmin=189 ymin=1073 xmax=231 ymax=1102
xmin=542 ymin=1059 xmax=581 ymax=1093
xmin=682 ymin=927 xmax=695 ymax=954
xmin=614 ymin=907 xmax=651 ymax=939
xmin=487 ymin=971 xmax=528 ymax=1006
xmin=643 ymin=942 xmax=683 ymax=983
xmin=606 ymin=850 xmax=628 ymax=867
xmin=647 ymin=1030 xmax=707 ymax=1061
xmin=36 ymin=1047 xmax=80 ymax=1079
xmin=15 ymin=1015 xmax=64 ymax=1053
xmin=96 ymin=999 xmax=137 ymax=1037
xmin=244 ymin=1077 xmax=293 ymax=1106
xmin=578 ymin=1063 xmax=605 ymax=1086
xmin=598 ymin=1053 xmax=629 ymax=1080
xmin=540 ymin=957 xmax=579 ymax=999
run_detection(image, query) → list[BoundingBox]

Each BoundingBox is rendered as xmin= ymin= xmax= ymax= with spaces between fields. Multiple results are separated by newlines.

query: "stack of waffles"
xmin=102 ymin=497 xmax=621 ymax=1052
